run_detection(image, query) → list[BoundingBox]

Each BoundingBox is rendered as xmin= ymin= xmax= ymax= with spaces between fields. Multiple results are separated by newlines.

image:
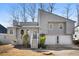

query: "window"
xmin=49 ymin=23 xmax=54 ymax=29
xmin=58 ymin=23 xmax=63 ymax=29
xmin=10 ymin=29 xmax=13 ymax=34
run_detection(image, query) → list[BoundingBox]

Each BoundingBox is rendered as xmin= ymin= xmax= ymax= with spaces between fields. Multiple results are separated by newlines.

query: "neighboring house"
xmin=73 ymin=26 xmax=79 ymax=40
xmin=0 ymin=24 xmax=7 ymax=33
xmin=7 ymin=9 xmax=75 ymax=48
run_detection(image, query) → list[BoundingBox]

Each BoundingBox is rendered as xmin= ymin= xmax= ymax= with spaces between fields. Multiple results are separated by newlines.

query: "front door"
xmin=31 ymin=31 xmax=38 ymax=48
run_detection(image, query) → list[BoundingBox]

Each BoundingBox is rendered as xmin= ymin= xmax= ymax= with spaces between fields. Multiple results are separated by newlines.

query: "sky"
xmin=0 ymin=3 xmax=78 ymax=28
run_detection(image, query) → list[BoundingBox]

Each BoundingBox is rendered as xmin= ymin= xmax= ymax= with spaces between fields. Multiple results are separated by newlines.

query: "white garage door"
xmin=45 ymin=35 xmax=72 ymax=45
xmin=59 ymin=35 xmax=72 ymax=45
xmin=45 ymin=35 xmax=57 ymax=45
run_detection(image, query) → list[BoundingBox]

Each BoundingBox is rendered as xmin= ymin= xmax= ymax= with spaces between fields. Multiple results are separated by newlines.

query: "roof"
xmin=0 ymin=24 xmax=7 ymax=33
xmin=19 ymin=22 xmax=38 ymax=26
xmin=13 ymin=22 xmax=38 ymax=26
xmin=39 ymin=9 xmax=75 ymax=23
xmin=13 ymin=9 xmax=75 ymax=27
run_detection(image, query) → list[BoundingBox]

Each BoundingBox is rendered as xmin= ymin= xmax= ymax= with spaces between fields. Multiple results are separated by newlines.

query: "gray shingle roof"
xmin=0 ymin=24 xmax=7 ymax=33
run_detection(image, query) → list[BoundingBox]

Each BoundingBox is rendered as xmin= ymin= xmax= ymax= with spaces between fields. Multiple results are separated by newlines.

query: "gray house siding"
xmin=66 ymin=21 xmax=75 ymax=35
xmin=48 ymin=22 xmax=66 ymax=35
xmin=38 ymin=9 xmax=75 ymax=35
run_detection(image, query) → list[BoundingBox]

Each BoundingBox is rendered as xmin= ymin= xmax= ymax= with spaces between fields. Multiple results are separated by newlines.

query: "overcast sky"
xmin=0 ymin=3 xmax=78 ymax=27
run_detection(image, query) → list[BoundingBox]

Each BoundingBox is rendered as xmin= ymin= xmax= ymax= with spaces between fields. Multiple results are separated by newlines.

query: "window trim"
xmin=10 ymin=29 xmax=13 ymax=34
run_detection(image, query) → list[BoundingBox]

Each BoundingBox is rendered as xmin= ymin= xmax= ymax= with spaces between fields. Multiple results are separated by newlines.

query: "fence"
xmin=0 ymin=33 xmax=16 ymax=44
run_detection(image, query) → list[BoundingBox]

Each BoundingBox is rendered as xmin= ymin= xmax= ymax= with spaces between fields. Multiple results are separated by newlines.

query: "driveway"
xmin=0 ymin=44 xmax=79 ymax=56
xmin=34 ymin=47 xmax=79 ymax=56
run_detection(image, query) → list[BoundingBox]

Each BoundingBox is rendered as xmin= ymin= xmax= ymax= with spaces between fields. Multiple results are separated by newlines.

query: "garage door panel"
xmin=59 ymin=35 xmax=72 ymax=45
xmin=45 ymin=35 xmax=57 ymax=45
xmin=45 ymin=35 xmax=72 ymax=45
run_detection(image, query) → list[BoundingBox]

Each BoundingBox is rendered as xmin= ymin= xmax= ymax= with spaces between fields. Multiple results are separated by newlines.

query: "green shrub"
xmin=39 ymin=34 xmax=46 ymax=48
xmin=23 ymin=33 xmax=30 ymax=48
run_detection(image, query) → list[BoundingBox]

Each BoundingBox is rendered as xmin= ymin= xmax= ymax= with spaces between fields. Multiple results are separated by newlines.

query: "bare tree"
xmin=20 ymin=3 xmax=27 ymax=22
xmin=10 ymin=5 xmax=20 ymax=25
xmin=76 ymin=4 xmax=79 ymax=26
xmin=63 ymin=4 xmax=71 ymax=19
xmin=39 ymin=3 xmax=45 ymax=10
xmin=47 ymin=3 xmax=55 ymax=13
xmin=27 ymin=3 xmax=36 ymax=22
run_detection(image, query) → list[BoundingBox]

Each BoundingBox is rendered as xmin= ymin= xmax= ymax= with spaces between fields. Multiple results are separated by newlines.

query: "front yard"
xmin=0 ymin=44 xmax=79 ymax=56
xmin=0 ymin=44 xmax=46 ymax=56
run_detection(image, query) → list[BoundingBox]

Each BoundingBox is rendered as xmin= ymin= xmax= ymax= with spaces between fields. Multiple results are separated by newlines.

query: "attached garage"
xmin=59 ymin=35 xmax=72 ymax=45
xmin=45 ymin=35 xmax=72 ymax=45
xmin=45 ymin=35 xmax=57 ymax=45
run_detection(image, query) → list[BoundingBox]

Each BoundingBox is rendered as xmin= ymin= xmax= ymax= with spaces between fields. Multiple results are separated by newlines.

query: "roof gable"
xmin=39 ymin=9 xmax=75 ymax=23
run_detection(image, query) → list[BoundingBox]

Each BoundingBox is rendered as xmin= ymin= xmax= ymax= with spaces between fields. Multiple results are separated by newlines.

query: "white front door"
xmin=31 ymin=31 xmax=38 ymax=48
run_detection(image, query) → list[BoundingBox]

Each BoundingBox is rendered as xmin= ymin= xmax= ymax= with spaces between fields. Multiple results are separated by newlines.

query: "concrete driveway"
xmin=34 ymin=47 xmax=79 ymax=56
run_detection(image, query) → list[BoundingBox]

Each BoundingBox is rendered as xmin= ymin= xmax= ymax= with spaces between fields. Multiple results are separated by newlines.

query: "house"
xmin=73 ymin=25 xmax=79 ymax=40
xmin=7 ymin=9 xmax=75 ymax=48
xmin=0 ymin=24 xmax=7 ymax=33
xmin=73 ymin=15 xmax=79 ymax=40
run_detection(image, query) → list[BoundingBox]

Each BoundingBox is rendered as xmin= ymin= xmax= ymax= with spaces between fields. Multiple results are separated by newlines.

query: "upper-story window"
xmin=49 ymin=23 xmax=54 ymax=29
xmin=58 ymin=23 xmax=64 ymax=29
xmin=10 ymin=29 xmax=13 ymax=34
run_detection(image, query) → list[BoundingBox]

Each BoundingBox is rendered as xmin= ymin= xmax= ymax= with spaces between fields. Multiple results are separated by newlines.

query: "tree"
xmin=10 ymin=5 xmax=20 ymax=25
xmin=47 ymin=3 xmax=55 ymax=13
xmin=20 ymin=3 xmax=27 ymax=22
xmin=63 ymin=4 xmax=71 ymax=19
xmin=23 ymin=32 xmax=30 ymax=48
xmin=76 ymin=4 xmax=79 ymax=26
xmin=39 ymin=3 xmax=45 ymax=10
xmin=27 ymin=3 xmax=36 ymax=22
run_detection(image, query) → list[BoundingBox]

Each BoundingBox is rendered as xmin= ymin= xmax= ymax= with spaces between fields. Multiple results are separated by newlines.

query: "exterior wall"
xmin=38 ymin=10 xmax=65 ymax=34
xmin=66 ymin=21 xmax=75 ymax=35
xmin=48 ymin=22 xmax=65 ymax=35
xmin=0 ymin=34 xmax=16 ymax=44
xmin=38 ymin=10 xmax=75 ymax=35
xmin=7 ymin=26 xmax=39 ymax=45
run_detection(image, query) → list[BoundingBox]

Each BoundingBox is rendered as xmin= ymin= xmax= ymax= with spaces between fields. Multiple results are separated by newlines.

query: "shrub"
xmin=23 ymin=33 xmax=30 ymax=48
xmin=39 ymin=34 xmax=46 ymax=48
